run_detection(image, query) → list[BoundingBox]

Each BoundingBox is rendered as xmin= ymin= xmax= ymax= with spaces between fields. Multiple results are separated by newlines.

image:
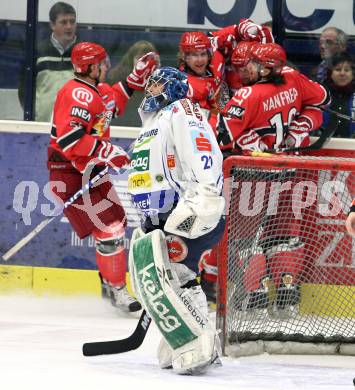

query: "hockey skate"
xmin=99 ymin=272 xmax=111 ymax=299
xmin=244 ymin=276 xmax=277 ymax=310
xmin=276 ymin=273 xmax=300 ymax=308
xmin=110 ymin=285 xmax=142 ymax=312
xmin=274 ymin=273 xmax=300 ymax=318
xmin=180 ymin=351 xmax=222 ymax=376
xmin=264 ymin=237 xmax=303 ymax=317
xmin=99 ymin=273 xmax=142 ymax=312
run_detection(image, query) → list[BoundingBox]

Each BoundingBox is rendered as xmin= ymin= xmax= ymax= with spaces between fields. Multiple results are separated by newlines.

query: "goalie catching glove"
xmin=164 ymin=184 xmax=225 ymax=239
xmin=126 ymin=51 xmax=160 ymax=91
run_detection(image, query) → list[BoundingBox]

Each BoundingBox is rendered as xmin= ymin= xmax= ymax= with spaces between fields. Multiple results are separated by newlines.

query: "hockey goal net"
xmin=217 ymin=154 xmax=355 ymax=357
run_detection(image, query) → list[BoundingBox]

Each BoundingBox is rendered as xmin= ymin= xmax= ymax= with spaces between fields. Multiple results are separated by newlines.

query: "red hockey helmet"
xmin=71 ymin=42 xmax=108 ymax=73
xmin=250 ymin=43 xmax=286 ymax=73
xmin=179 ymin=31 xmax=211 ymax=53
xmin=231 ymin=41 xmax=259 ymax=68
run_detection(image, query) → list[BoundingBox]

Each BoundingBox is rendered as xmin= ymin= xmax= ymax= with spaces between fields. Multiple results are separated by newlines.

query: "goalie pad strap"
xmin=129 ymin=228 xmax=208 ymax=351
xmin=182 ymin=278 xmax=200 ymax=289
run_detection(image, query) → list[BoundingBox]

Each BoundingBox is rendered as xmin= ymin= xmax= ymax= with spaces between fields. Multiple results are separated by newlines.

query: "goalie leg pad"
xmin=157 ymin=337 xmax=173 ymax=369
xmin=130 ymin=229 xmax=205 ymax=349
xmin=157 ymin=291 xmax=221 ymax=374
xmin=129 ymin=229 xmax=221 ymax=374
xmin=170 ymin=284 xmax=222 ymax=375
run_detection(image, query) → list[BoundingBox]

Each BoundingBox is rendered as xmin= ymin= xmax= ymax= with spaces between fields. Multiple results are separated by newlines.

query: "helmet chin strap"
xmin=92 ymin=67 xmax=102 ymax=85
xmin=258 ymin=65 xmax=271 ymax=80
xmin=86 ymin=64 xmax=102 ymax=85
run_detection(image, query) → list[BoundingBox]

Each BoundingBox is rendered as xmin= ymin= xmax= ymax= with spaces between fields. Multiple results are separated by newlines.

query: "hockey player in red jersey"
xmin=213 ymin=20 xmax=274 ymax=97
xmin=218 ymin=43 xmax=330 ymax=153
xmin=217 ymin=43 xmax=331 ymax=312
xmin=178 ymin=19 xmax=273 ymax=121
xmin=346 ymin=199 xmax=355 ymax=236
xmin=178 ymin=31 xmax=223 ymax=116
xmin=226 ymin=41 xmax=260 ymax=93
xmin=47 ymin=42 xmax=159 ymax=312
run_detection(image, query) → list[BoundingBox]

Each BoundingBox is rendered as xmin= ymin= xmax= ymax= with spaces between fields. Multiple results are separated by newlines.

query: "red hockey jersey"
xmin=218 ymin=66 xmax=330 ymax=151
xmin=186 ymin=72 xmax=220 ymax=111
xmin=49 ymin=78 xmax=129 ymax=172
xmin=181 ymin=50 xmax=224 ymax=113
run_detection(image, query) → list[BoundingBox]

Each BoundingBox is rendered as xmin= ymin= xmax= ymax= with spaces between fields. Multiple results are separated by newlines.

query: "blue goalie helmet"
xmin=142 ymin=66 xmax=189 ymax=112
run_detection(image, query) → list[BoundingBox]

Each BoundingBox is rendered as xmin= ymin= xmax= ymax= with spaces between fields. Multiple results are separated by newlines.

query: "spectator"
xmin=108 ymin=40 xmax=156 ymax=83
xmin=312 ymin=27 xmax=348 ymax=83
xmin=107 ymin=40 xmax=157 ymax=126
xmin=18 ymin=2 xmax=78 ymax=122
xmin=322 ymin=52 xmax=355 ymax=138
xmin=345 ymin=198 xmax=355 ymax=237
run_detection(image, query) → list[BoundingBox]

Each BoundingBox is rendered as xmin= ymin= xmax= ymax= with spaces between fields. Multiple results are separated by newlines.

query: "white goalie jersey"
xmin=128 ymin=98 xmax=223 ymax=218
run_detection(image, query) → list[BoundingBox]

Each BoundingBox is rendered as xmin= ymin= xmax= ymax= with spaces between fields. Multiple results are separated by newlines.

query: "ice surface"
xmin=0 ymin=294 xmax=353 ymax=390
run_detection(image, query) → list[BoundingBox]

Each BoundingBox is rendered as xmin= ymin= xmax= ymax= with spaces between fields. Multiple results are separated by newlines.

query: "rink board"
xmin=0 ymin=264 xmax=100 ymax=295
xmin=0 ymin=264 xmax=136 ymax=296
xmin=300 ymin=283 xmax=355 ymax=317
xmin=1 ymin=263 xmax=354 ymax=319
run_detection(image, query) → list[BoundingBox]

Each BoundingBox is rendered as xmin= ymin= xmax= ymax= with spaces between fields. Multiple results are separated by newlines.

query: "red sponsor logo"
xmin=167 ymin=154 xmax=176 ymax=168
xmin=166 ymin=235 xmax=188 ymax=262
xmin=198 ymin=249 xmax=212 ymax=273
xmin=196 ymin=132 xmax=212 ymax=151
xmin=72 ymin=87 xmax=93 ymax=107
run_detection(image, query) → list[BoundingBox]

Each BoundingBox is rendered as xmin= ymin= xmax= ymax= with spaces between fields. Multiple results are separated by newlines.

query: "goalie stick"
xmin=268 ymin=108 xmax=348 ymax=154
xmin=82 ymin=310 xmax=151 ymax=356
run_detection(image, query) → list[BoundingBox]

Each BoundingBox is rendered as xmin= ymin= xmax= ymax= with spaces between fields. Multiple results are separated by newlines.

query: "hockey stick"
xmin=266 ymin=121 xmax=341 ymax=154
xmin=2 ymin=167 xmax=109 ymax=261
xmin=82 ymin=310 xmax=151 ymax=356
xmin=323 ymin=107 xmax=355 ymax=122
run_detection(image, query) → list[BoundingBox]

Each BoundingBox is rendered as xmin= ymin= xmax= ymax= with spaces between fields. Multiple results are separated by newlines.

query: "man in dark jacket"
xmin=18 ymin=2 xmax=77 ymax=121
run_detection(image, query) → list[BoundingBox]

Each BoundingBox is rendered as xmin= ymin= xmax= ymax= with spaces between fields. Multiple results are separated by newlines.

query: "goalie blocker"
xmin=129 ymin=228 xmax=222 ymax=375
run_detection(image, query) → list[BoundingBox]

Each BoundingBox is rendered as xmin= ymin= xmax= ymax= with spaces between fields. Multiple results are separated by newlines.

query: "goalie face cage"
xmin=217 ymin=155 xmax=355 ymax=357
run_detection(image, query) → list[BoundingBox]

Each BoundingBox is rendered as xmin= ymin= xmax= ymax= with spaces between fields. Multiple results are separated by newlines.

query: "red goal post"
xmin=216 ymin=154 xmax=355 ymax=357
